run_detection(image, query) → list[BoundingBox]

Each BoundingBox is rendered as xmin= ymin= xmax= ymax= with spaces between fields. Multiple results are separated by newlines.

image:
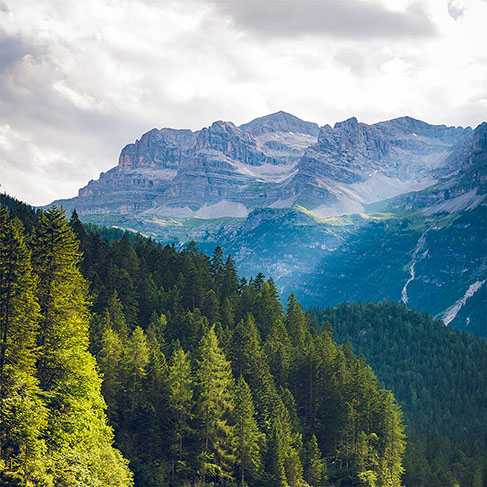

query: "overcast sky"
xmin=1 ymin=0 xmax=486 ymax=206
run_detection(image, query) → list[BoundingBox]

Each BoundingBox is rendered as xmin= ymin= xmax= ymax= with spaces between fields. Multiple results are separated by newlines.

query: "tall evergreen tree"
xmin=303 ymin=435 xmax=324 ymax=487
xmin=123 ymin=326 xmax=150 ymax=412
xmin=30 ymin=206 xmax=133 ymax=486
xmin=0 ymin=209 xmax=49 ymax=484
xmin=221 ymin=254 xmax=238 ymax=301
xmin=168 ymin=346 xmax=194 ymax=481
xmin=234 ymin=376 xmax=263 ymax=486
xmin=98 ymin=327 xmax=124 ymax=423
xmin=197 ymin=326 xmax=236 ymax=484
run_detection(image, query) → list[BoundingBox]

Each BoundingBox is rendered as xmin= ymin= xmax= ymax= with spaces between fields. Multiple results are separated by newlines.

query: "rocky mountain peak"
xmin=52 ymin=113 xmax=480 ymax=218
xmin=333 ymin=116 xmax=359 ymax=130
xmin=240 ymin=111 xmax=319 ymax=137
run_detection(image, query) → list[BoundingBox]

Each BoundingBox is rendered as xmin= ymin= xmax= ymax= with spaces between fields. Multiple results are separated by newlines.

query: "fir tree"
xmin=234 ymin=376 xmax=263 ymax=486
xmin=30 ymin=206 xmax=133 ymax=486
xmin=197 ymin=326 xmax=236 ymax=484
xmin=0 ymin=209 xmax=49 ymax=484
xmin=98 ymin=327 xmax=124 ymax=422
xmin=124 ymin=326 xmax=150 ymax=411
xmin=221 ymin=254 xmax=238 ymax=301
xmin=168 ymin=346 xmax=194 ymax=481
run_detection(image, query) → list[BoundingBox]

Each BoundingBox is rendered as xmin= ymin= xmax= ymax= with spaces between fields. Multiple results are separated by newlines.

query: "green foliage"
xmin=312 ymin=301 xmax=487 ymax=487
xmin=233 ymin=376 xmax=263 ymax=485
xmin=168 ymin=346 xmax=193 ymax=482
xmin=3 ymin=197 xmax=412 ymax=486
xmin=197 ymin=326 xmax=236 ymax=484
xmin=0 ymin=205 xmax=133 ymax=486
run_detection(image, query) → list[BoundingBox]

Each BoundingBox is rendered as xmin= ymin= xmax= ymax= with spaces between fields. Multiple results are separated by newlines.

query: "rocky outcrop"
xmin=51 ymin=112 xmax=481 ymax=217
xmin=369 ymin=122 xmax=486 ymax=215
xmin=240 ymin=110 xmax=319 ymax=137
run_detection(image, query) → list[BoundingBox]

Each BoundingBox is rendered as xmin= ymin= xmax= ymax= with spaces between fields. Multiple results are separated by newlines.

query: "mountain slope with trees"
xmin=1 ymin=195 xmax=405 ymax=486
xmin=311 ymin=302 xmax=487 ymax=487
xmin=0 ymin=205 xmax=133 ymax=486
xmin=2 ymin=193 xmax=485 ymax=487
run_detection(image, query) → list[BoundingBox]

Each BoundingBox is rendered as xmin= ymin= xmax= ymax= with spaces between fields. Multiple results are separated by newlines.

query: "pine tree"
xmin=197 ymin=326 xmax=236 ymax=484
xmin=146 ymin=329 xmax=168 ymax=414
xmin=375 ymin=390 xmax=406 ymax=487
xmin=0 ymin=209 xmax=49 ymax=484
xmin=264 ymin=319 xmax=292 ymax=386
xmin=230 ymin=315 xmax=279 ymax=434
xmin=254 ymin=279 xmax=282 ymax=339
xmin=285 ymin=293 xmax=307 ymax=351
xmin=201 ymin=288 xmax=221 ymax=325
xmin=30 ymin=206 xmax=133 ymax=486
xmin=147 ymin=312 xmax=167 ymax=347
xmin=123 ymin=326 xmax=150 ymax=411
xmin=266 ymin=400 xmax=291 ymax=487
xmin=303 ymin=435 xmax=323 ymax=487
xmin=221 ymin=254 xmax=238 ymax=301
xmin=168 ymin=346 xmax=194 ymax=481
xmin=234 ymin=376 xmax=263 ymax=485
xmin=210 ymin=246 xmax=224 ymax=298
xmin=98 ymin=327 xmax=124 ymax=422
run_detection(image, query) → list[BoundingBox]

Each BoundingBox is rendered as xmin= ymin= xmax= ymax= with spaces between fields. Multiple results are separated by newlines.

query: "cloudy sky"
xmin=1 ymin=0 xmax=486 ymax=206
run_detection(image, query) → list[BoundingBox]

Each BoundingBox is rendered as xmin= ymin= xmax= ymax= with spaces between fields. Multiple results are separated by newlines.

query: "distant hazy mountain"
xmin=52 ymin=113 xmax=486 ymax=336
xmin=53 ymin=112 xmax=475 ymax=218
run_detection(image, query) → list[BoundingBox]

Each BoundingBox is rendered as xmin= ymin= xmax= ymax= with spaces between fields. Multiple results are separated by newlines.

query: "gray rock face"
xmin=52 ymin=112 xmax=480 ymax=217
xmin=285 ymin=116 xmax=472 ymax=212
xmin=369 ymin=122 xmax=486 ymax=215
xmin=240 ymin=110 xmax=320 ymax=137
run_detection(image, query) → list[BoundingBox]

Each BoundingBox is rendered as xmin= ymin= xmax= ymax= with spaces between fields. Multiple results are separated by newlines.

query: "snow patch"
xmin=228 ymin=160 xmax=298 ymax=183
xmin=254 ymin=132 xmax=317 ymax=152
xmin=441 ymin=280 xmax=486 ymax=325
xmin=310 ymin=198 xmax=364 ymax=218
xmin=195 ymin=200 xmax=249 ymax=218
xmin=145 ymin=205 xmax=196 ymax=218
xmin=269 ymin=196 xmax=296 ymax=208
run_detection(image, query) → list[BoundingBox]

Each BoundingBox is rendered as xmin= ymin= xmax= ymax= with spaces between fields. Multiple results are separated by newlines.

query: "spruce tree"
xmin=0 ymin=209 xmax=49 ymax=484
xmin=197 ymin=326 xmax=236 ymax=484
xmin=303 ymin=435 xmax=323 ymax=487
xmin=221 ymin=254 xmax=238 ymax=301
xmin=168 ymin=346 xmax=194 ymax=481
xmin=123 ymin=326 xmax=150 ymax=412
xmin=98 ymin=327 xmax=124 ymax=423
xmin=30 ymin=206 xmax=133 ymax=486
xmin=210 ymin=246 xmax=224 ymax=298
xmin=234 ymin=376 xmax=263 ymax=486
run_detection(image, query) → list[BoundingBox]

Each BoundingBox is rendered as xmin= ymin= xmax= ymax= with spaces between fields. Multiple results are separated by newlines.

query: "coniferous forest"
xmin=1 ymin=194 xmax=485 ymax=487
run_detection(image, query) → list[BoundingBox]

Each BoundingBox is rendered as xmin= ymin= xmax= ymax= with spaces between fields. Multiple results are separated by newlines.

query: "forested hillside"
xmin=0 ymin=205 xmax=133 ymax=485
xmin=2 ymin=194 xmax=485 ymax=487
xmin=312 ymin=303 xmax=487 ymax=487
xmin=1 ymin=196 xmax=405 ymax=486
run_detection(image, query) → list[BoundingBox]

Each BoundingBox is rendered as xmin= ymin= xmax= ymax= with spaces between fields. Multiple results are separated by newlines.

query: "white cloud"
xmin=0 ymin=0 xmax=486 ymax=206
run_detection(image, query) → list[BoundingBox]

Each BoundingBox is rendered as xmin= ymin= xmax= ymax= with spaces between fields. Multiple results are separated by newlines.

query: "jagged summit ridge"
xmin=240 ymin=110 xmax=320 ymax=136
xmin=52 ymin=112 xmax=481 ymax=217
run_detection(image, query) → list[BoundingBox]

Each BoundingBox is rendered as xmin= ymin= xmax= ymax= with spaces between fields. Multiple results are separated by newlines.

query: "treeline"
xmin=1 ymin=199 xmax=406 ymax=486
xmin=311 ymin=302 xmax=487 ymax=487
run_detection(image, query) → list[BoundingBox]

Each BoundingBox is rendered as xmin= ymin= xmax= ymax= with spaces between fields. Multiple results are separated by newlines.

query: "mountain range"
xmin=52 ymin=111 xmax=487 ymax=336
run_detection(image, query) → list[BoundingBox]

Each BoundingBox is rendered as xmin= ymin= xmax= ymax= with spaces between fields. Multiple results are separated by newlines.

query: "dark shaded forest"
xmin=312 ymin=303 xmax=487 ymax=487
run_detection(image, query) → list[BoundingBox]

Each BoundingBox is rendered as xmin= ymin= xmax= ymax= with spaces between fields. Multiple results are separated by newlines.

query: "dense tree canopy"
xmin=311 ymin=302 xmax=487 ymax=487
xmin=3 ymin=193 xmax=482 ymax=487
xmin=1 ymin=205 xmax=132 ymax=486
